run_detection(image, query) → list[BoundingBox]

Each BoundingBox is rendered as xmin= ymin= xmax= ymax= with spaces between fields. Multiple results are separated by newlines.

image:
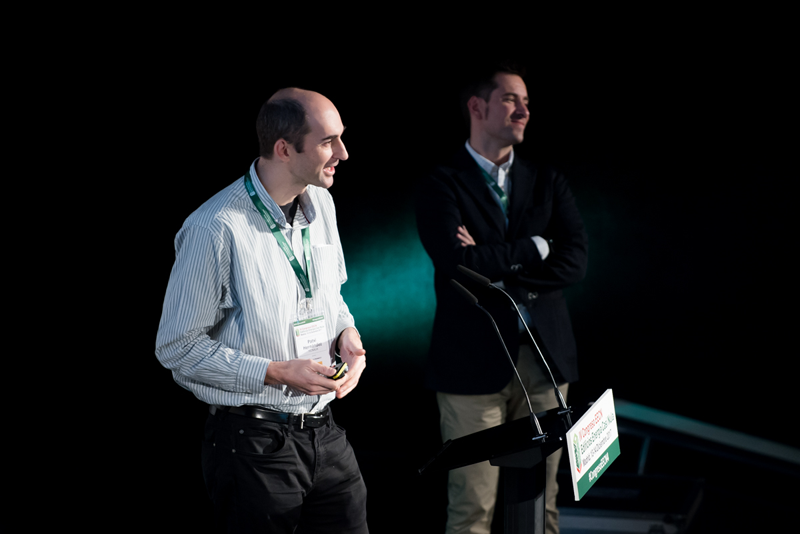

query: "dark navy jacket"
xmin=415 ymin=147 xmax=588 ymax=394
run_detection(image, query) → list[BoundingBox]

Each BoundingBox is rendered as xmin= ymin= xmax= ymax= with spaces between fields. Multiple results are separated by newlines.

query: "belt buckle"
xmin=300 ymin=413 xmax=305 ymax=430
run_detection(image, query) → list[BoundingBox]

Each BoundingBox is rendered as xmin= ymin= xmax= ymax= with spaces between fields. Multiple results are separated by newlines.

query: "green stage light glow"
xmin=340 ymin=211 xmax=435 ymax=367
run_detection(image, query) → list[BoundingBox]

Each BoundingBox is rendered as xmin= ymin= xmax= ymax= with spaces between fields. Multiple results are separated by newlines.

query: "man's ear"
xmin=467 ymin=95 xmax=486 ymax=121
xmin=273 ymin=139 xmax=292 ymax=162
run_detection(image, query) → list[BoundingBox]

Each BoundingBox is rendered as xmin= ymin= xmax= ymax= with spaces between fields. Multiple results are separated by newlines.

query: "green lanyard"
xmin=244 ymin=172 xmax=313 ymax=299
xmin=479 ymin=167 xmax=509 ymax=214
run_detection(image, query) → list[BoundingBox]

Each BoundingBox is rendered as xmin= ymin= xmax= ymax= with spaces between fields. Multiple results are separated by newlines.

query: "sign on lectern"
xmin=566 ymin=389 xmax=621 ymax=500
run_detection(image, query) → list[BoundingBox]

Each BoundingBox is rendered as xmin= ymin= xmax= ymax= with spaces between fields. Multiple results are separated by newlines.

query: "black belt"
xmin=209 ymin=404 xmax=331 ymax=429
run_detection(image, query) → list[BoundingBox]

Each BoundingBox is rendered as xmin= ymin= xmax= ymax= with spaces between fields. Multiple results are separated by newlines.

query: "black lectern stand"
xmin=419 ymin=407 xmax=571 ymax=534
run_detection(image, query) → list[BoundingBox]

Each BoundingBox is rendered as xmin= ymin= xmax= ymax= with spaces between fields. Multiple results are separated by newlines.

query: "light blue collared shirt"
xmin=156 ymin=160 xmax=355 ymax=414
xmin=465 ymin=140 xmax=514 ymax=216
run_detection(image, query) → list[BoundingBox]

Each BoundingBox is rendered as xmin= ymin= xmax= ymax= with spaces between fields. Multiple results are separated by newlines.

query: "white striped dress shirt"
xmin=156 ymin=160 xmax=355 ymax=414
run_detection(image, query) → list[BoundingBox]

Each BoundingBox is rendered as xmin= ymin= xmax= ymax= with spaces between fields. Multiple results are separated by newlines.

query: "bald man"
xmin=156 ymin=88 xmax=368 ymax=533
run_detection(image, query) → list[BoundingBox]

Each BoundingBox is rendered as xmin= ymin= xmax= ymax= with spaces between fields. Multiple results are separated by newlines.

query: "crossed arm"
xmin=424 ymin=170 xmax=586 ymax=290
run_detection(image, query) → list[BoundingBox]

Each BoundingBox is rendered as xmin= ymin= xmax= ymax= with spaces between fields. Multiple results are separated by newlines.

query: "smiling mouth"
xmin=324 ymin=165 xmax=336 ymax=175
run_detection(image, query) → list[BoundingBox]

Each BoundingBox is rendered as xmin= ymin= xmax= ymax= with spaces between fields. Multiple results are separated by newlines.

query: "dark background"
xmin=115 ymin=14 xmax=795 ymax=533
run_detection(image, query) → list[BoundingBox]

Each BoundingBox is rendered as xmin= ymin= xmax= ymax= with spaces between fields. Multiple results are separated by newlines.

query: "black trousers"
xmin=202 ymin=408 xmax=368 ymax=533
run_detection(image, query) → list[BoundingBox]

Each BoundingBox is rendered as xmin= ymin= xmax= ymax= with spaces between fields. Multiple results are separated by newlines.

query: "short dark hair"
xmin=460 ymin=60 xmax=527 ymax=125
xmin=256 ymin=98 xmax=312 ymax=159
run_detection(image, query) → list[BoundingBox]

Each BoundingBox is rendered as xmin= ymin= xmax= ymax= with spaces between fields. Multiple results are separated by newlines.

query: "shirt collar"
xmin=247 ymin=159 xmax=317 ymax=227
xmin=465 ymin=140 xmax=514 ymax=182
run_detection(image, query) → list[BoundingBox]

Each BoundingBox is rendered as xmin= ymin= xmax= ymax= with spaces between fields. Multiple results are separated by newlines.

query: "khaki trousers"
xmin=437 ymin=344 xmax=569 ymax=534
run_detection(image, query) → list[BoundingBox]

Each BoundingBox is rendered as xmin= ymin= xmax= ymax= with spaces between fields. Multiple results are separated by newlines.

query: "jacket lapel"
xmin=507 ymin=160 xmax=536 ymax=238
xmin=454 ymin=148 xmax=507 ymax=237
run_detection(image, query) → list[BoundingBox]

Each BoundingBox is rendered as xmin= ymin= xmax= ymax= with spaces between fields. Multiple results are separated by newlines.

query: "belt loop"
xmin=210 ymin=404 xmax=230 ymax=422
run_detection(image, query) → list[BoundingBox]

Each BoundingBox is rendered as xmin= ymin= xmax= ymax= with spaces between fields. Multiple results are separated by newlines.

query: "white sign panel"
xmin=565 ymin=389 xmax=621 ymax=500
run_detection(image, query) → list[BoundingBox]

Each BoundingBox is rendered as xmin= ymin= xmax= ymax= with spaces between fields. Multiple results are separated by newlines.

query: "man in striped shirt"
xmin=156 ymin=88 xmax=368 ymax=533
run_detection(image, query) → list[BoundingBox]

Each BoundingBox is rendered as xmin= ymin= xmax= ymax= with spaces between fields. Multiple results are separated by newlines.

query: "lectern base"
xmin=503 ymin=461 xmax=547 ymax=534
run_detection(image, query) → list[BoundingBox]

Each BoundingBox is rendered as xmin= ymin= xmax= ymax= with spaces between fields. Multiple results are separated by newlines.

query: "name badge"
xmin=293 ymin=315 xmax=330 ymax=367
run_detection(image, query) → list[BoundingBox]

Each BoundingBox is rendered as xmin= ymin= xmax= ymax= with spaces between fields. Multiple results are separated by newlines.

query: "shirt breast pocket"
xmin=311 ymin=244 xmax=341 ymax=291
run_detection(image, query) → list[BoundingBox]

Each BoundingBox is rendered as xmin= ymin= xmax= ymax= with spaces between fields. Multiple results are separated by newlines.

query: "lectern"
xmin=419 ymin=407 xmax=571 ymax=534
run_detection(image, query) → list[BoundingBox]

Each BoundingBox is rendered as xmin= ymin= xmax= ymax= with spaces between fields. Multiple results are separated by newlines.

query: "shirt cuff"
xmin=333 ymin=326 xmax=359 ymax=360
xmin=531 ymin=235 xmax=550 ymax=260
xmin=237 ymin=352 xmax=272 ymax=392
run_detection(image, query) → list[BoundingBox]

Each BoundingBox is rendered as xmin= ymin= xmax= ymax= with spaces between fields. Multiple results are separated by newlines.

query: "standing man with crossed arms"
xmin=156 ymin=87 xmax=368 ymax=533
xmin=415 ymin=63 xmax=588 ymax=534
